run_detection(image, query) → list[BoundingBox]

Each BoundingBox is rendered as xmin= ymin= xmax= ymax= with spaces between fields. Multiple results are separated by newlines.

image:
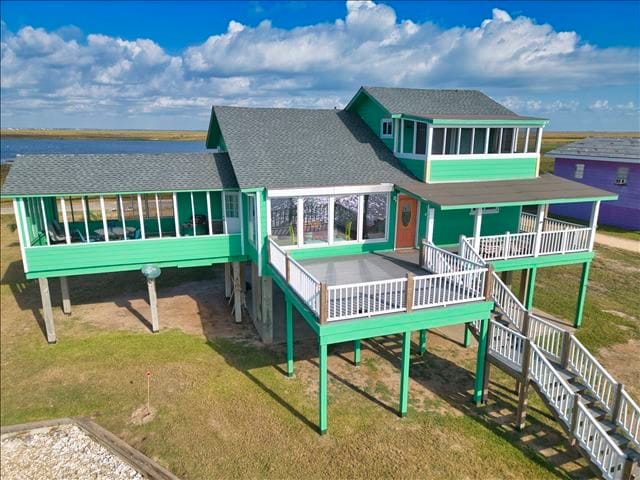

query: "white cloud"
xmin=1 ymin=2 xmax=639 ymax=129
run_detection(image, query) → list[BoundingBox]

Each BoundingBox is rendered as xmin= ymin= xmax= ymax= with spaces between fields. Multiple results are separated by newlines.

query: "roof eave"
xmin=391 ymin=113 xmax=548 ymax=126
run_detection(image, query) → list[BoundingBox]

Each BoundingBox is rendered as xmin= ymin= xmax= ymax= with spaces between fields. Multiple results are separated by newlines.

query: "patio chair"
xmin=47 ymin=220 xmax=86 ymax=244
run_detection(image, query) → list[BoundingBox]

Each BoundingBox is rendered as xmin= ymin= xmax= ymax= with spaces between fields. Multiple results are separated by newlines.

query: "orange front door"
xmin=396 ymin=195 xmax=418 ymax=248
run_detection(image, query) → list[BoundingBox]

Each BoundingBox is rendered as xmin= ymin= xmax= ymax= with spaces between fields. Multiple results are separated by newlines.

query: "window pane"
xmin=445 ymin=128 xmax=459 ymax=154
xmin=516 ymin=128 xmax=527 ymax=152
xmin=473 ymin=128 xmax=486 ymax=154
xmin=363 ymin=194 xmax=387 ymax=240
xmin=334 ymin=195 xmax=358 ymax=242
xmin=381 ymin=119 xmax=392 ymax=137
xmin=402 ymin=120 xmax=414 ymax=154
xmin=527 ymin=128 xmax=539 ymax=153
xmin=431 ymin=128 xmax=445 ymax=154
xmin=158 ymin=193 xmax=176 ymax=237
xmin=488 ymin=128 xmax=500 ymax=153
xmin=415 ymin=122 xmax=427 ymax=155
xmin=459 ymin=128 xmax=473 ymax=154
xmin=574 ymin=164 xmax=584 ymax=179
xmin=247 ymin=194 xmax=256 ymax=245
xmin=270 ymin=197 xmax=297 ymax=246
xmin=501 ymin=128 xmax=514 ymax=153
xmin=303 ymin=197 xmax=328 ymax=245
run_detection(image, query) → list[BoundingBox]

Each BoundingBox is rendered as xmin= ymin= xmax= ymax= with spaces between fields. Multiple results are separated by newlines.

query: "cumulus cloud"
xmin=1 ymin=1 xmax=639 ymax=128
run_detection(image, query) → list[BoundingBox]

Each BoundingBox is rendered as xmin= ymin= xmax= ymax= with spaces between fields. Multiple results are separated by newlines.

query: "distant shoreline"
xmin=1 ymin=129 xmax=207 ymax=141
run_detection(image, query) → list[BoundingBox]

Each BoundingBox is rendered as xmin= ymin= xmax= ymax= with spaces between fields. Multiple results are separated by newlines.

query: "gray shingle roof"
xmin=546 ymin=137 xmax=640 ymax=162
xmin=1 ymin=152 xmax=238 ymax=196
xmin=399 ymin=174 xmax=617 ymax=209
xmin=362 ymin=86 xmax=545 ymax=121
xmin=212 ymin=105 xmax=420 ymax=189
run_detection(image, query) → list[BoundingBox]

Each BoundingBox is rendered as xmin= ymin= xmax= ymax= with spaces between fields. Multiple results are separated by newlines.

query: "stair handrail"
xmin=459 ymin=235 xmax=486 ymax=266
xmin=614 ymin=388 xmax=640 ymax=450
xmin=528 ymin=314 xmax=566 ymax=364
xmin=529 ymin=343 xmax=575 ymax=425
xmin=491 ymin=271 xmax=527 ymax=330
xmin=568 ymin=335 xmax=619 ymax=413
xmin=573 ymin=400 xmax=627 ymax=480
xmin=488 ymin=320 xmax=527 ymax=370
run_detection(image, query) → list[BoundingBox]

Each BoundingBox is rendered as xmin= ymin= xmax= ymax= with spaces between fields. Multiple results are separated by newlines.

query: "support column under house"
xmin=60 ymin=277 xmax=71 ymax=315
xmin=38 ymin=278 xmax=56 ymax=344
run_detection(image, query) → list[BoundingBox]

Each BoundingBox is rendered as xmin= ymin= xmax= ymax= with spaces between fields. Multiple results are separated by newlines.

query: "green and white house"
xmin=3 ymin=87 xmax=639 ymax=477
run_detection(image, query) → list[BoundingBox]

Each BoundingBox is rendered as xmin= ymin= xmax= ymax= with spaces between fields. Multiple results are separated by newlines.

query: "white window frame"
xmin=574 ymin=163 xmax=585 ymax=179
xmin=266 ymin=191 xmax=390 ymax=250
xmin=615 ymin=166 xmax=629 ymax=185
xmin=380 ymin=118 xmax=393 ymax=138
xmin=247 ymin=193 xmax=257 ymax=246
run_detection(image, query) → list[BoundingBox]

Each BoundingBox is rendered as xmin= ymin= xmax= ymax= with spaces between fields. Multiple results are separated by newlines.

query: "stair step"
xmin=579 ymin=391 xmax=603 ymax=407
xmin=598 ymin=419 xmax=619 ymax=434
xmin=623 ymin=448 xmax=640 ymax=462
xmin=610 ymin=433 xmax=630 ymax=449
xmin=584 ymin=404 xmax=608 ymax=420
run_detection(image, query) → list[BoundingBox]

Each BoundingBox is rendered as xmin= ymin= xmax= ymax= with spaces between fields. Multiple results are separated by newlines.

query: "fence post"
xmin=419 ymin=240 xmax=426 ymax=268
xmin=560 ymin=331 xmax=572 ymax=369
xmin=622 ymin=455 xmax=639 ymax=480
xmin=611 ymin=383 xmax=624 ymax=424
xmin=516 ymin=338 xmax=531 ymax=430
xmin=521 ymin=311 xmax=531 ymax=337
xmin=406 ymin=273 xmax=415 ymax=313
xmin=569 ymin=396 xmax=581 ymax=446
xmin=319 ymin=282 xmax=328 ymax=324
xmin=504 ymin=231 xmax=511 ymax=259
xmin=484 ymin=265 xmax=495 ymax=300
xmin=285 ymin=252 xmax=291 ymax=282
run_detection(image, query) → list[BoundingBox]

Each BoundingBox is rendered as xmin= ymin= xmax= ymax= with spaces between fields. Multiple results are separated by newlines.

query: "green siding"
xmin=429 ymin=157 xmax=537 ymax=182
xmin=416 ymin=201 xmax=521 ymax=247
xmin=347 ymin=92 xmax=393 ymax=150
xmin=397 ymin=157 xmax=424 ymax=181
xmin=490 ymin=251 xmax=594 ymax=272
xmin=24 ymin=234 xmax=245 ymax=279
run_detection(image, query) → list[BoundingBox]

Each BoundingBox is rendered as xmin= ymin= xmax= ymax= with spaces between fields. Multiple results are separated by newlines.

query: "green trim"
xmin=319 ymin=341 xmax=328 ymax=435
xmin=418 ymin=329 xmax=427 ymax=355
xmin=319 ymin=301 xmax=493 ymax=345
xmin=463 ymin=323 xmax=471 ymax=348
xmin=575 ymin=262 xmax=591 ymax=328
xmin=1 ymin=188 xmax=241 ymax=200
xmin=399 ymin=331 xmax=411 ymax=417
xmin=525 ymin=267 xmax=537 ymax=310
xmin=390 ymin=113 xmax=547 ymax=126
xmin=439 ymin=195 xmax=618 ymax=211
xmin=353 ymin=339 xmax=361 ymax=366
xmin=286 ymin=299 xmax=294 ymax=377
xmin=344 ymin=87 xmax=391 ymax=116
xmin=473 ymin=319 xmax=489 ymax=405
xmin=490 ymin=251 xmax=594 ymax=272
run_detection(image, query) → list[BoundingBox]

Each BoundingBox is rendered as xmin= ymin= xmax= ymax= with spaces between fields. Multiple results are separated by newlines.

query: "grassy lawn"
xmin=1 ymin=213 xmax=605 ymax=479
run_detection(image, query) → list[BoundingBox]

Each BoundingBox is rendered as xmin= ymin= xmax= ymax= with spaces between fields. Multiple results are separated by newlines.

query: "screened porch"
xmin=16 ymin=190 xmax=242 ymax=248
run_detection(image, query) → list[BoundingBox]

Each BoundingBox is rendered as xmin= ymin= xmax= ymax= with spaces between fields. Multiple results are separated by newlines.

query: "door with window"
xmin=224 ymin=192 xmax=241 ymax=233
xmin=396 ymin=195 xmax=418 ymax=248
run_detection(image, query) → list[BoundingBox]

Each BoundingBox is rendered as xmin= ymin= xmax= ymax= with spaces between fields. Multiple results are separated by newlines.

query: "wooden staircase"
xmin=466 ymin=267 xmax=640 ymax=480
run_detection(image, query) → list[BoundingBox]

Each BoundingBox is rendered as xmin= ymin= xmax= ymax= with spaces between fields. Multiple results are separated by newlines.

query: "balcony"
xmin=268 ymin=239 xmax=488 ymax=323
xmin=461 ymin=212 xmax=594 ymax=263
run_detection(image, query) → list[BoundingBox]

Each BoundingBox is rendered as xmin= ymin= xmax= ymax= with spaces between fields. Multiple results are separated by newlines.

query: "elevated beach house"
xmin=4 ymin=87 xmax=639 ymax=478
xmin=547 ymin=137 xmax=640 ymax=230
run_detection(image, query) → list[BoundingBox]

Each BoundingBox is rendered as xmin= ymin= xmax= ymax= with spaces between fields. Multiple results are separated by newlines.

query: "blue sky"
xmin=1 ymin=1 xmax=639 ymax=131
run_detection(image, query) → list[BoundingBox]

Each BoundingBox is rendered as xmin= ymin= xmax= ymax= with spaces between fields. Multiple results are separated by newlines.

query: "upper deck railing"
xmin=267 ymin=239 xmax=488 ymax=323
xmin=463 ymin=212 xmax=593 ymax=262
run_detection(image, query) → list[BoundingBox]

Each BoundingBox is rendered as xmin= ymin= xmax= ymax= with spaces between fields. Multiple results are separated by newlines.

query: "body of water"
xmin=0 ymin=138 xmax=206 ymax=164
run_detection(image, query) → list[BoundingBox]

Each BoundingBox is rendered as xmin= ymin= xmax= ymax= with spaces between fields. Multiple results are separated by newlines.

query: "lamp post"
xmin=142 ymin=264 xmax=161 ymax=332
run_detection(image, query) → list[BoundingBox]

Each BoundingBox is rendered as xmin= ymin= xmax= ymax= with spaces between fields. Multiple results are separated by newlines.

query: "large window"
xmin=268 ymin=192 xmax=389 ymax=248
xmin=334 ymin=195 xmax=358 ymax=242
xmin=270 ymin=197 xmax=297 ymax=246
xmin=431 ymin=128 xmax=445 ymax=155
xmin=362 ymin=194 xmax=387 ymax=240
xmin=303 ymin=197 xmax=329 ymax=245
xmin=430 ymin=126 xmax=541 ymax=156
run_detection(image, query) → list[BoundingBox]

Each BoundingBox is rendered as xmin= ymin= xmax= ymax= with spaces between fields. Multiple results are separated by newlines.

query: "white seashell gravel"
xmin=1 ymin=423 xmax=143 ymax=480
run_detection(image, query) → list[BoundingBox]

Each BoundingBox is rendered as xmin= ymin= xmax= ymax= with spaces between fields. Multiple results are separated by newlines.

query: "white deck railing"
xmin=574 ymin=401 xmax=627 ymax=480
xmin=469 ymin=212 xmax=593 ymax=261
xmin=568 ymin=336 xmax=618 ymax=413
xmin=423 ymin=241 xmax=485 ymax=273
xmin=489 ymin=321 xmax=527 ymax=371
xmin=616 ymin=389 xmax=640 ymax=449
xmin=528 ymin=315 xmax=565 ymax=364
xmin=413 ymin=269 xmax=487 ymax=310
xmin=491 ymin=271 xmax=526 ymax=330
xmin=327 ymin=278 xmax=407 ymax=321
xmin=459 ymin=236 xmax=486 ymax=265
xmin=529 ymin=343 xmax=575 ymax=424
xmin=268 ymin=239 xmax=321 ymax=316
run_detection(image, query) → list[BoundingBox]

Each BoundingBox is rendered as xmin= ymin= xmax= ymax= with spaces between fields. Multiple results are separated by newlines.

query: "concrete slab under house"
xmin=3 ymin=86 xmax=638 ymax=479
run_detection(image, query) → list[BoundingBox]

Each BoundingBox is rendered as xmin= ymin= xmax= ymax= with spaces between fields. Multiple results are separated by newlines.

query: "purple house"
xmin=548 ymin=137 xmax=640 ymax=230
